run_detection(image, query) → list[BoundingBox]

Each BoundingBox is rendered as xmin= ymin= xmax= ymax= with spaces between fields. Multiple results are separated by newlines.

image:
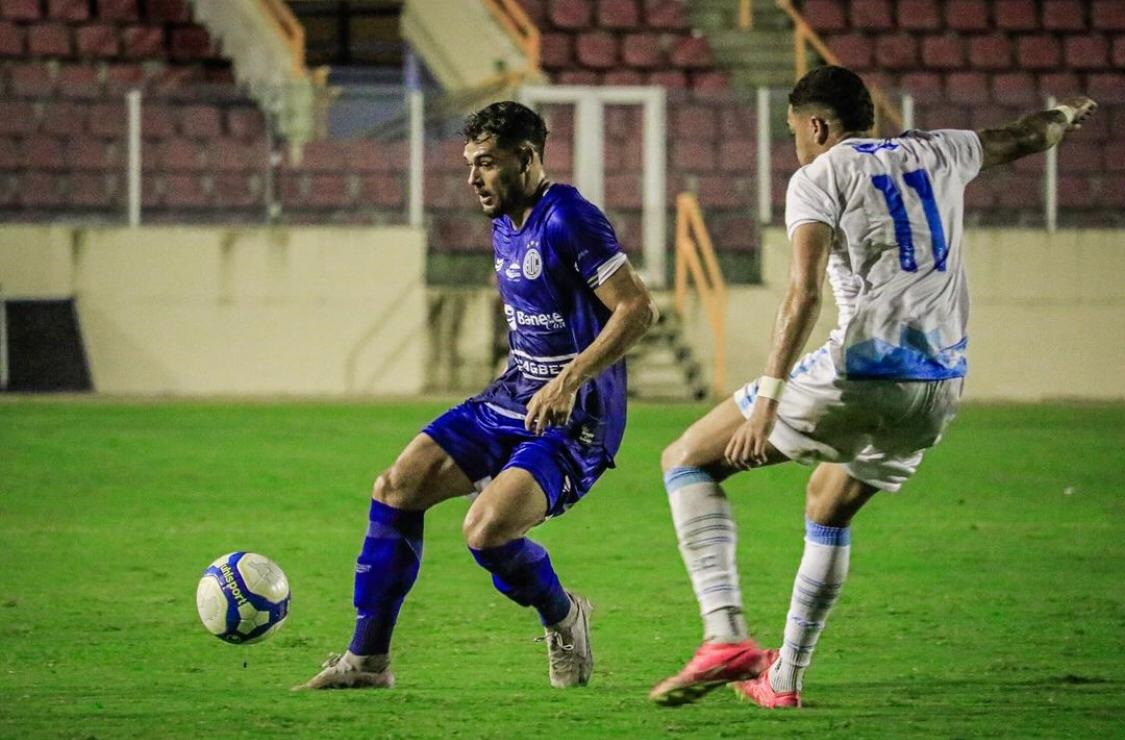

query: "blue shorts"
xmin=422 ymin=400 xmax=611 ymax=517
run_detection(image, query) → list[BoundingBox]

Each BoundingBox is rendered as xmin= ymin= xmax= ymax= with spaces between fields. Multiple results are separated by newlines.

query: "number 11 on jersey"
xmin=871 ymin=168 xmax=949 ymax=273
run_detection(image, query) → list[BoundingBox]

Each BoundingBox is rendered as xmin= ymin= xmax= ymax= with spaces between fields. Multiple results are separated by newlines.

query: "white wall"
xmin=677 ymin=227 xmax=1125 ymax=401
xmin=0 ymin=225 xmax=427 ymax=395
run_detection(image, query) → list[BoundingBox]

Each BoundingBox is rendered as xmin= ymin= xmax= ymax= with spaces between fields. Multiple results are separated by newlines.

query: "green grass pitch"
xmin=1 ymin=399 xmax=1122 ymax=738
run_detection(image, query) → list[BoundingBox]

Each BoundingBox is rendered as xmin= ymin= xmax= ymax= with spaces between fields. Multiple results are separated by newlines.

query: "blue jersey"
xmin=471 ymin=184 xmax=629 ymax=459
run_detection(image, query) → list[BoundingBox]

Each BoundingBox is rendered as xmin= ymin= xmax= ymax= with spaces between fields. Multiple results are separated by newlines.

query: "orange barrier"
xmin=258 ymin=0 xmax=307 ymax=77
xmin=675 ymin=193 xmax=727 ymax=398
xmin=775 ymin=0 xmax=904 ymax=135
xmin=739 ymin=0 xmax=753 ymax=29
xmin=481 ymin=0 xmax=541 ymax=73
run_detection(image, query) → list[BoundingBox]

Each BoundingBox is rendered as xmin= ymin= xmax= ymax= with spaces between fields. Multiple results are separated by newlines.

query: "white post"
xmin=1044 ymin=95 xmax=1058 ymax=233
xmin=756 ymin=86 xmax=771 ymax=224
xmin=126 ymin=89 xmax=141 ymax=227
xmin=642 ymin=88 xmax=667 ymax=288
xmin=573 ymin=92 xmax=604 ymax=208
xmin=407 ymin=89 xmax=424 ymax=228
xmin=902 ymin=94 xmax=915 ymax=131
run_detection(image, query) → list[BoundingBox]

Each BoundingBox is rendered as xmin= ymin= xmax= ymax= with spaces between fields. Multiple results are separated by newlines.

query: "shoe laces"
xmin=537 ymin=630 xmax=577 ymax=674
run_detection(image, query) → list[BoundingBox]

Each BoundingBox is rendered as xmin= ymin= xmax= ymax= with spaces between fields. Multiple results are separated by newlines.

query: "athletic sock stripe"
xmin=663 ymin=466 xmax=715 ymax=491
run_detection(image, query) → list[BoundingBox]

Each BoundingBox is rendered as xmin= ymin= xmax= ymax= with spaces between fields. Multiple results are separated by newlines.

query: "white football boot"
xmin=540 ymin=592 xmax=593 ymax=688
xmin=293 ymin=651 xmax=394 ymax=690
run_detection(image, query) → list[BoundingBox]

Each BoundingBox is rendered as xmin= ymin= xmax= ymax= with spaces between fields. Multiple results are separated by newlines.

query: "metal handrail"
xmin=775 ymin=0 xmax=903 ymax=134
xmin=480 ymin=0 xmax=541 ymax=73
xmin=675 ymin=193 xmax=727 ymax=398
xmin=739 ymin=0 xmax=753 ymax=29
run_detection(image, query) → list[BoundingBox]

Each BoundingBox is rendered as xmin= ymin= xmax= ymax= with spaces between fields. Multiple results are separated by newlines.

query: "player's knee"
xmin=371 ymin=465 xmax=416 ymax=509
xmin=660 ymin=436 xmax=690 ymax=472
xmin=462 ymin=506 xmax=515 ymax=550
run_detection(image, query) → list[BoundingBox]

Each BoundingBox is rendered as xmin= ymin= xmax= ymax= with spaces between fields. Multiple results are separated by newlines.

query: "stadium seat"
xmin=47 ymin=0 xmax=90 ymax=23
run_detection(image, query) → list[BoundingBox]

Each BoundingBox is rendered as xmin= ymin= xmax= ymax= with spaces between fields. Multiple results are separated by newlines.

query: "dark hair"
xmin=461 ymin=101 xmax=549 ymax=158
xmin=788 ymin=65 xmax=875 ymax=132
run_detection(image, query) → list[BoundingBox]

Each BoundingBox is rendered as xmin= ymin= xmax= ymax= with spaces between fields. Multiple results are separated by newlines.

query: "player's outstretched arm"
xmin=978 ymin=96 xmax=1097 ymax=171
xmin=725 ymin=222 xmax=832 ymax=468
xmin=524 ymin=259 xmax=658 ymax=434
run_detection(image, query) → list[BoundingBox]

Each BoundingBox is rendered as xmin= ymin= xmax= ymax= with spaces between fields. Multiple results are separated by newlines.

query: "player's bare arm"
xmin=977 ymin=96 xmax=1097 ymax=171
xmin=525 ymin=260 xmax=657 ymax=434
xmin=725 ymin=222 xmax=832 ymax=469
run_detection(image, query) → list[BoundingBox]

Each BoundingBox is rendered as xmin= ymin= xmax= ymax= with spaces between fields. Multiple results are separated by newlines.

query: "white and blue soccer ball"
xmin=195 ymin=552 xmax=291 ymax=644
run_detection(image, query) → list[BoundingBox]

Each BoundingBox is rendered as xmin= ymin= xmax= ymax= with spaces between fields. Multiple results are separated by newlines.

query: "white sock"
xmin=770 ymin=519 xmax=851 ymax=692
xmin=664 ymin=466 xmax=748 ymax=643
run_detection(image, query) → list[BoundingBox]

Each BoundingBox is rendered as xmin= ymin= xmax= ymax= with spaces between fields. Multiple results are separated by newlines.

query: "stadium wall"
xmin=0 ymin=225 xmax=426 ymax=395
xmin=704 ymin=227 xmax=1124 ymax=401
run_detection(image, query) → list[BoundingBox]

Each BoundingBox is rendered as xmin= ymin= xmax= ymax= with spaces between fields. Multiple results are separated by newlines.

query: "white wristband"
xmin=1052 ymin=104 xmax=1077 ymax=125
xmin=757 ymin=376 xmax=786 ymax=401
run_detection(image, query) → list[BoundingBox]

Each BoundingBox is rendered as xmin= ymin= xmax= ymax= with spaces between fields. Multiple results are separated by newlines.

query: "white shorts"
xmin=733 ymin=344 xmax=963 ymax=492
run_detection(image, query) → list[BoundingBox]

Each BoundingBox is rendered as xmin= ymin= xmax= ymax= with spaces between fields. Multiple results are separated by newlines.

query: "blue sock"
xmin=470 ymin=539 xmax=572 ymax=626
xmin=348 ymin=499 xmax=424 ymax=656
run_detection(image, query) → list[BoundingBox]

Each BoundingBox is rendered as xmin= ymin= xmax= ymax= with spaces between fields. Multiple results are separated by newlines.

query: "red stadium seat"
xmin=356 ymin=173 xmax=404 ymax=208
xmin=549 ymin=0 xmax=593 ymax=30
xmin=2 ymin=0 xmax=41 ymax=21
xmin=75 ymin=24 xmax=121 ymax=59
xmin=41 ymin=101 xmax=88 ymax=136
xmin=1043 ymin=0 xmax=1088 ymax=31
xmin=644 ymin=0 xmax=689 ymax=30
xmin=146 ymin=0 xmax=191 ymax=24
xmin=22 ymin=135 xmax=66 ymax=170
xmin=66 ymin=137 xmax=121 ymax=171
xmin=69 ymin=172 xmax=118 ymax=206
xmin=669 ymin=35 xmax=712 ymax=69
xmin=179 ymin=104 xmax=223 ymax=139
xmin=211 ymin=172 xmax=261 ymax=208
xmin=27 ymin=23 xmax=71 ymax=58
xmin=620 ymin=32 xmax=661 ymax=68
xmin=0 ymin=100 xmax=39 ymax=134
xmin=597 ymin=0 xmax=640 ymax=30
xmin=162 ymin=173 xmax=209 ymax=207
xmin=0 ymin=21 xmax=24 ymax=56
xmin=575 ymin=31 xmax=617 ymax=68
xmin=802 ymin=1 xmax=847 ymax=32
xmin=47 ymin=0 xmax=89 ymax=23
xmin=121 ymin=26 xmax=165 ymax=59
xmin=98 ymin=0 xmax=141 ymax=22
xmin=20 ymin=172 xmax=66 ymax=206
xmin=994 ymin=0 xmax=1040 ymax=32
xmin=0 ymin=136 xmax=19 ymax=169
xmin=850 ymin=0 xmax=895 ymax=31
xmin=540 ymin=31 xmax=574 ymax=68
xmin=896 ymin=0 xmax=941 ymax=31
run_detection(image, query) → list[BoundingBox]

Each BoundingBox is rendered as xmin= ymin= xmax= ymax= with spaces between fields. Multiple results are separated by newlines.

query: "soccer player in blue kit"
xmin=299 ymin=101 xmax=657 ymax=690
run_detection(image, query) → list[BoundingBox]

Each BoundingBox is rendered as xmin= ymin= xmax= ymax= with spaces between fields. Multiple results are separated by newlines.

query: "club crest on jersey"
xmin=522 ymin=245 xmax=543 ymax=280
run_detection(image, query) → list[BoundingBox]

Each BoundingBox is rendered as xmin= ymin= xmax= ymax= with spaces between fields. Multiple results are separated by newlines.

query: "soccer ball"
xmin=196 ymin=552 xmax=291 ymax=644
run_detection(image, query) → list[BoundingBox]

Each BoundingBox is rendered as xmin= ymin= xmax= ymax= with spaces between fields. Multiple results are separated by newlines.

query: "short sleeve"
xmin=785 ymin=164 xmax=839 ymax=240
xmin=547 ymin=199 xmax=626 ymax=289
xmin=929 ymin=129 xmax=983 ymax=185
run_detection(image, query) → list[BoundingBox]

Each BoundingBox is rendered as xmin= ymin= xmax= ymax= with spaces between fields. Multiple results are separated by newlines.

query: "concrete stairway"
xmin=688 ymin=0 xmax=801 ymax=92
xmin=627 ymin=310 xmax=709 ymax=402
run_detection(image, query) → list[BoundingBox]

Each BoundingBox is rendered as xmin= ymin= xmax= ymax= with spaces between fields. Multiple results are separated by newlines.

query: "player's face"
xmin=787 ymin=105 xmax=823 ymax=166
xmin=787 ymin=105 xmax=814 ymax=165
xmin=464 ymin=136 xmax=524 ymax=219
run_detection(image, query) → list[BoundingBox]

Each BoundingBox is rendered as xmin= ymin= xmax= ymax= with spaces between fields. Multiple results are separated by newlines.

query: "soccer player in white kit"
xmin=649 ymin=65 xmax=1097 ymax=709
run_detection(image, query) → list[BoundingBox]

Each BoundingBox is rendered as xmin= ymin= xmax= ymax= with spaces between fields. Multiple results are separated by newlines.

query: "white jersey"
xmin=785 ymin=129 xmax=983 ymax=380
